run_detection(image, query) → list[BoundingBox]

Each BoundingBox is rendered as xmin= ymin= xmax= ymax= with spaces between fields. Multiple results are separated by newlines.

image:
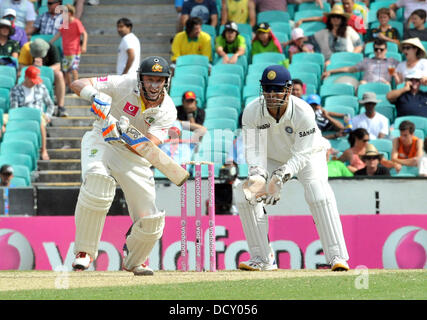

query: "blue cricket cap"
xmin=305 ymin=94 xmax=321 ymax=105
xmin=260 ymin=65 xmax=292 ymax=86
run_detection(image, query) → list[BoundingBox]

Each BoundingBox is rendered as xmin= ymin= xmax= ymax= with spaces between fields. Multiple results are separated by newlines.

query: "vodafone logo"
xmin=97 ymin=76 xmax=108 ymax=82
xmin=382 ymin=226 xmax=427 ymax=269
xmin=123 ymin=102 xmax=139 ymax=117
xmin=0 ymin=229 xmax=34 ymax=270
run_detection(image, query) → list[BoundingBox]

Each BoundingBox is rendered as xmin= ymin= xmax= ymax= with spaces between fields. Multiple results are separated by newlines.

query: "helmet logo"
xmin=152 ymin=63 xmax=163 ymax=72
xmin=267 ymin=71 xmax=276 ymax=80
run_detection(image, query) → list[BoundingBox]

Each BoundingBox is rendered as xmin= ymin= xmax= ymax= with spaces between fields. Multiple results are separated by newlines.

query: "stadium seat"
xmin=0 ymin=154 xmax=33 ymax=172
xmin=243 ymin=84 xmax=260 ymax=102
xmin=289 ymin=71 xmax=318 ymax=90
xmin=10 ymin=164 xmax=31 ymax=186
xmin=206 ymin=96 xmax=242 ymax=112
xmin=172 ymin=73 xmax=206 ymax=89
xmin=390 ymin=166 xmax=419 ymax=177
xmin=204 ymin=118 xmax=237 ymax=131
xmin=304 ymin=83 xmax=317 ymax=95
xmin=5 ymin=119 xmax=41 ymax=148
xmin=206 ymin=84 xmax=241 ymax=101
xmin=10 ymin=176 xmax=28 ymax=187
xmin=324 ymin=95 xmax=359 ymax=114
xmin=357 ymin=82 xmax=391 ymax=100
xmin=329 ymin=138 xmax=350 ymax=152
xmin=252 ymin=52 xmax=286 ymax=65
xmin=0 ymin=141 xmax=37 ymax=171
xmin=245 ymin=73 xmax=262 ymax=86
xmin=324 ymin=105 xmax=355 ymax=118
xmin=247 ymin=62 xmax=274 ymax=76
xmin=20 ymin=65 xmax=54 ymax=85
xmin=0 ymin=65 xmax=17 ymax=80
xmin=289 ymin=62 xmax=321 ymax=81
xmin=320 ymin=83 xmax=355 ymax=100
xmin=294 ymin=10 xmax=324 ymax=22
xmin=176 ymin=54 xmax=210 ymax=69
xmin=208 ymin=73 xmax=242 ymax=89
xmin=211 ymin=64 xmax=245 ymax=82
xmin=330 ymin=52 xmax=364 ymax=65
xmin=393 ymin=116 xmax=427 ymax=135
xmin=0 ymin=95 xmax=6 ymax=113
xmin=376 ymin=105 xmax=396 ymax=124
xmin=274 ymin=32 xmax=289 ymax=45
xmin=214 ymin=54 xmax=248 ymax=74
xmin=370 ymin=21 xmax=404 ymax=40
xmin=0 ymin=74 xmax=15 ymax=90
xmin=298 ymin=2 xmax=331 ymax=12
xmin=269 ymin=22 xmax=292 ymax=37
xmin=370 ymin=139 xmax=393 ymax=160
xmin=8 ymin=107 xmax=42 ymax=124
xmin=31 ymin=34 xmax=63 ymax=56
xmin=205 ymin=107 xmax=239 ymax=122
xmin=174 ymin=65 xmax=209 ymax=82
xmin=257 ymin=10 xmax=290 ymax=23
xmin=201 ymin=24 xmax=216 ymax=40
xmin=170 ymin=84 xmax=205 ymax=106
xmin=291 ymin=52 xmax=325 ymax=72
xmin=299 ymin=21 xmax=326 ymax=37
xmin=3 ymin=131 xmax=40 ymax=158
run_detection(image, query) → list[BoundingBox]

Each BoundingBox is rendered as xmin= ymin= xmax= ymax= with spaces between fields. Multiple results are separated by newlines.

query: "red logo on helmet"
xmin=123 ymin=102 xmax=139 ymax=117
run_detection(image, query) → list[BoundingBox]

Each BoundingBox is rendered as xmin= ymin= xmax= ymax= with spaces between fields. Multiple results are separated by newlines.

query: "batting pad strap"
xmin=79 ymin=85 xmax=98 ymax=102
xmin=79 ymin=174 xmax=116 ymax=211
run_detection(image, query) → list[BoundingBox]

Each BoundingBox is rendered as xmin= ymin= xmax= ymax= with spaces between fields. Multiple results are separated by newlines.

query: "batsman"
xmin=237 ymin=65 xmax=349 ymax=272
xmin=70 ymin=56 xmax=177 ymax=275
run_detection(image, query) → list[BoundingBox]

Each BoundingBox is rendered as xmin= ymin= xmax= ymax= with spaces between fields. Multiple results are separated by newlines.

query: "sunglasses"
xmin=48 ymin=1 xmax=59 ymax=5
xmin=402 ymin=46 xmax=416 ymax=51
xmin=374 ymin=47 xmax=385 ymax=52
xmin=263 ymin=85 xmax=285 ymax=93
xmin=363 ymin=156 xmax=380 ymax=160
xmin=184 ymin=99 xmax=195 ymax=103
xmin=362 ymin=139 xmax=370 ymax=142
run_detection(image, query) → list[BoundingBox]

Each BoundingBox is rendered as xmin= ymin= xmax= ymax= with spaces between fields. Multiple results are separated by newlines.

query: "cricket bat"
xmin=113 ymin=115 xmax=190 ymax=187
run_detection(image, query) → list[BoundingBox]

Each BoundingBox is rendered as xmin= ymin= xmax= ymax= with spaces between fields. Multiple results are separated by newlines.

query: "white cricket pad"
xmin=74 ymin=173 xmax=116 ymax=259
xmin=123 ymin=211 xmax=165 ymax=270
xmin=236 ymin=186 xmax=271 ymax=260
xmin=304 ymin=180 xmax=349 ymax=264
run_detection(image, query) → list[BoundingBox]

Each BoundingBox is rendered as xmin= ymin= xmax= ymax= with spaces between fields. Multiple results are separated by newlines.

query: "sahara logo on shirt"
xmin=123 ymin=102 xmax=139 ymax=117
xmin=299 ymin=127 xmax=316 ymax=137
xmin=257 ymin=123 xmax=270 ymax=129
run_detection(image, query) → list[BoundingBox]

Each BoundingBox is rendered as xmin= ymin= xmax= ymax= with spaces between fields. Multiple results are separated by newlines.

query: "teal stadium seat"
xmin=204 ymin=118 xmax=237 ymax=131
xmin=247 ymin=62 xmax=274 ymax=76
xmin=329 ymin=138 xmax=350 ymax=152
xmin=176 ymin=54 xmax=210 ymax=69
xmin=289 ymin=71 xmax=319 ymax=90
xmin=211 ymin=64 xmax=245 ymax=82
xmin=257 ymin=10 xmax=290 ymax=23
xmin=370 ymin=139 xmax=393 ymax=159
xmin=0 ymin=141 xmax=37 ymax=171
xmin=206 ymin=83 xmax=241 ymax=102
xmin=393 ymin=116 xmax=427 ymax=135
xmin=294 ymin=10 xmax=324 ymax=22
xmin=269 ymin=22 xmax=291 ymax=38
xmin=324 ymin=105 xmax=355 ymax=118
xmin=8 ymin=107 xmax=42 ymax=124
xmin=10 ymin=177 xmax=28 ymax=187
xmin=320 ymin=83 xmax=355 ymax=100
xmin=0 ymin=154 xmax=33 ymax=172
xmin=370 ymin=20 xmax=404 ymax=40
xmin=324 ymin=95 xmax=359 ymax=114
xmin=289 ymin=62 xmax=321 ymax=81
xmin=174 ymin=65 xmax=209 ymax=82
xmin=214 ymin=54 xmax=248 ymax=74
xmin=298 ymin=2 xmax=331 ymax=12
xmin=208 ymin=73 xmax=242 ymax=90
xmin=0 ymin=65 xmax=17 ymax=80
xmin=171 ymin=73 xmax=206 ymax=89
xmin=252 ymin=52 xmax=286 ymax=65
xmin=357 ymin=82 xmax=391 ymax=100
xmin=170 ymin=84 xmax=205 ymax=106
xmin=390 ymin=166 xmax=419 ymax=177
xmin=243 ymin=84 xmax=260 ymax=102
xmin=245 ymin=73 xmax=262 ymax=86
xmin=0 ymin=74 xmax=15 ymax=90
xmin=5 ymin=119 xmax=41 ymax=148
xmin=291 ymin=52 xmax=325 ymax=72
xmin=299 ymin=21 xmax=326 ymax=37
xmin=330 ymin=52 xmax=364 ymax=65
xmin=205 ymin=107 xmax=239 ymax=121
xmin=10 ymin=164 xmax=31 ymax=186
xmin=206 ymin=96 xmax=242 ymax=112
xmin=3 ymin=131 xmax=40 ymax=159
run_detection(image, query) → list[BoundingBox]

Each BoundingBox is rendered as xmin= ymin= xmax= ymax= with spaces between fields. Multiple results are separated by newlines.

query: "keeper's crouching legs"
xmin=304 ymin=180 xmax=349 ymax=271
xmin=73 ymin=173 xmax=116 ymax=270
xmin=123 ymin=211 xmax=165 ymax=276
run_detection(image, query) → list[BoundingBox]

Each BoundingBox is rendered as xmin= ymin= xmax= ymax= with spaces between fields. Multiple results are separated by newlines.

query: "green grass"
xmin=1 ymin=271 xmax=426 ymax=300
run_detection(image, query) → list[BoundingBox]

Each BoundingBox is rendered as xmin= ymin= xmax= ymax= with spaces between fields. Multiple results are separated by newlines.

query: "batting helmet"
xmin=138 ymin=56 xmax=171 ymax=78
xmin=260 ymin=65 xmax=292 ymax=87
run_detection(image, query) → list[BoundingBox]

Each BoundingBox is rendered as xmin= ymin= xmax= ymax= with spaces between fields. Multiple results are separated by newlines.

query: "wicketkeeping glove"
xmin=91 ymin=92 xmax=112 ymax=120
xmin=242 ymin=166 xmax=268 ymax=205
xmin=264 ymin=166 xmax=291 ymax=205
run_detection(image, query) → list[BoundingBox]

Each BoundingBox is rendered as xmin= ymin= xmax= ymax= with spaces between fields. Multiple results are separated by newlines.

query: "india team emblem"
xmin=123 ymin=102 xmax=139 ymax=117
xmin=267 ymin=71 xmax=276 ymax=80
xmin=285 ymin=126 xmax=293 ymax=134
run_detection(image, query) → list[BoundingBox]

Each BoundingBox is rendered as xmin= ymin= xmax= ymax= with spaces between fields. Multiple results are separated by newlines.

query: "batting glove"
xmin=102 ymin=116 xmax=123 ymax=145
xmin=264 ymin=166 xmax=291 ymax=205
xmin=91 ymin=92 xmax=112 ymax=120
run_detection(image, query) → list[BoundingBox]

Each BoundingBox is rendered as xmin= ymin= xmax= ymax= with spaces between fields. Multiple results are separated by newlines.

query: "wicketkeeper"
xmin=70 ymin=56 xmax=176 ymax=275
xmin=236 ymin=65 xmax=350 ymax=271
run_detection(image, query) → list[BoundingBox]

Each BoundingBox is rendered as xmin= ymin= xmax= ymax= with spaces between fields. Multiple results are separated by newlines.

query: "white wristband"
xmin=79 ymin=85 xmax=98 ymax=102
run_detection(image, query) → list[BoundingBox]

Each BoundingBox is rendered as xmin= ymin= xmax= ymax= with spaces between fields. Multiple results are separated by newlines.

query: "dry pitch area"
xmin=0 ymin=269 xmax=421 ymax=292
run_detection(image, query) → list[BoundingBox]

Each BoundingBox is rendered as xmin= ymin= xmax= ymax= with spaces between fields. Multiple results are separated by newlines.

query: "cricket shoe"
xmin=238 ymin=256 xmax=278 ymax=271
xmin=72 ymin=252 xmax=93 ymax=271
xmin=331 ymin=256 xmax=350 ymax=271
xmin=124 ymin=263 xmax=154 ymax=276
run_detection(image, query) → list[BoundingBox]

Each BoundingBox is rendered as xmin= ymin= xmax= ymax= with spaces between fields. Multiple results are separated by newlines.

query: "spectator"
xmin=322 ymin=38 xmax=399 ymax=86
xmin=221 ymin=0 xmax=254 ymax=26
xmin=418 ymin=138 xmax=427 ymax=177
xmin=391 ymin=120 xmax=424 ymax=169
xmin=10 ymin=66 xmax=55 ymax=160
xmin=291 ymin=78 xmax=305 ymax=98
xmin=395 ymin=38 xmax=427 ymax=84
xmin=404 ymin=9 xmax=427 ymax=41
xmin=249 ymin=0 xmax=324 ymax=15
xmin=176 ymin=90 xmax=207 ymax=143
xmin=323 ymin=138 xmax=354 ymax=177
xmin=116 ymin=17 xmax=140 ymax=75
xmin=386 ymin=69 xmax=427 ymax=118
xmin=353 ymin=92 xmax=389 ymax=140
xmin=159 ymin=120 xmax=195 ymax=164
xmin=0 ymin=164 xmax=14 ymax=187
xmin=31 ymin=0 xmax=63 ymax=35
xmin=0 ymin=0 xmax=37 ymax=35
xmin=390 ymin=0 xmax=427 ymax=22
xmin=0 ymin=18 xmax=19 ymax=58
xmin=175 ymin=0 xmax=185 ymax=32
xmin=295 ymin=1 xmax=366 ymax=35
xmin=171 ymin=16 xmax=212 ymax=66
xmin=365 ymin=8 xmax=400 ymax=45
xmin=305 ymin=93 xmax=347 ymax=139
xmin=50 ymin=4 xmax=87 ymax=94
xmin=215 ymin=21 xmax=246 ymax=64
xmin=251 ymin=22 xmax=283 ymax=57
xmin=3 ymin=8 xmax=27 ymax=48
xmin=284 ymin=27 xmax=314 ymax=63
xmin=354 ymin=143 xmax=391 ymax=176
xmin=335 ymin=0 xmax=368 ymax=29
xmin=18 ymin=38 xmax=67 ymax=116
xmin=338 ymin=128 xmax=370 ymax=173
xmin=311 ymin=5 xmax=363 ymax=65
xmin=181 ymin=0 xmax=218 ymax=29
